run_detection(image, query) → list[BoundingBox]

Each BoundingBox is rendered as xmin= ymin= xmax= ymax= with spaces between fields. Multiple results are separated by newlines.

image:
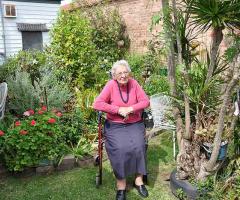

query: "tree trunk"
xmin=205 ymin=27 xmax=223 ymax=84
xmin=161 ymin=0 xmax=183 ymax=150
xmin=172 ymin=0 xmax=191 ymax=140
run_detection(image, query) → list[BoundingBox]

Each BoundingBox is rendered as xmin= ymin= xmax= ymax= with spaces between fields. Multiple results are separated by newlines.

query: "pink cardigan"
xmin=93 ymin=78 xmax=150 ymax=123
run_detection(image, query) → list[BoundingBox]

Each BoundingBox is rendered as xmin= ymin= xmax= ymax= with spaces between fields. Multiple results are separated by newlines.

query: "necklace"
xmin=117 ymin=82 xmax=129 ymax=103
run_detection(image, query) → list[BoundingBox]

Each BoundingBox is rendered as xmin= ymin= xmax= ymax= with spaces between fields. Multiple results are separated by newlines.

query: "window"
xmin=4 ymin=4 xmax=17 ymax=17
xmin=22 ymin=31 xmax=43 ymax=50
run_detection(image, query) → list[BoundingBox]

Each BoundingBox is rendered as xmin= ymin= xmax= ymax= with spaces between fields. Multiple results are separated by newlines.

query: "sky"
xmin=61 ymin=0 xmax=72 ymax=5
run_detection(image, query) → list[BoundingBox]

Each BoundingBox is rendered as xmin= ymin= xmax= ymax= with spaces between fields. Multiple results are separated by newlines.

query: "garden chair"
xmin=145 ymin=94 xmax=176 ymax=158
xmin=0 ymin=82 xmax=8 ymax=120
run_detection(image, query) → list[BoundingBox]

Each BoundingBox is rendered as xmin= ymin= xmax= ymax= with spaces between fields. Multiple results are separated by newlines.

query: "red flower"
xmin=41 ymin=106 xmax=47 ymax=111
xmin=20 ymin=130 xmax=28 ymax=135
xmin=28 ymin=109 xmax=35 ymax=115
xmin=15 ymin=121 xmax=21 ymax=127
xmin=23 ymin=109 xmax=35 ymax=116
xmin=48 ymin=118 xmax=56 ymax=124
xmin=0 ymin=130 xmax=4 ymax=136
xmin=30 ymin=120 xmax=36 ymax=126
xmin=56 ymin=112 xmax=62 ymax=117
xmin=23 ymin=111 xmax=30 ymax=116
xmin=38 ymin=110 xmax=44 ymax=115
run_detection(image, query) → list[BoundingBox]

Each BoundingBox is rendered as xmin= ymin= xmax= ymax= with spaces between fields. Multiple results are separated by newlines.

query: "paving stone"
xmin=56 ymin=155 xmax=75 ymax=171
xmin=76 ymin=156 xmax=94 ymax=168
xmin=36 ymin=165 xmax=55 ymax=175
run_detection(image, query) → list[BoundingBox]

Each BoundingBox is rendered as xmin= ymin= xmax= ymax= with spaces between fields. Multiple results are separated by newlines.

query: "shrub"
xmin=127 ymin=54 xmax=145 ymax=84
xmin=6 ymin=71 xmax=40 ymax=115
xmin=0 ymin=50 xmax=46 ymax=85
xmin=144 ymin=75 xmax=170 ymax=96
xmin=87 ymin=6 xmax=129 ymax=64
xmin=3 ymin=106 xmax=67 ymax=171
xmin=50 ymin=7 xmax=130 ymax=91
xmin=68 ymin=137 xmax=94 ymax=161
xmin=60 ymin=108 xmax=85 ymax=145
xmin=127 ymin=53 xmax=169 ymax=95
xmin=50 ymin=9 xmax=97 ymax=89
xmin=36 ymin=69 xmax=72 ymax=110
xmin=6 ymin=68 xmax=72 ymax=115
xmin=75 ymin=88 xmax=98 ymax=136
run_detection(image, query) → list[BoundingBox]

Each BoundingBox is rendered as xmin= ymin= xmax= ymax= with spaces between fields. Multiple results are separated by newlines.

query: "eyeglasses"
xmin=115 ymin=71 xmax=129 ymax=77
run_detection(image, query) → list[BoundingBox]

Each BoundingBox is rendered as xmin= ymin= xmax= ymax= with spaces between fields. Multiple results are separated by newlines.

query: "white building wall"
xmin=0 ymin=7 xmax=4 ymax=56
xmin=2 ymin=1 xmax=60 ymax=57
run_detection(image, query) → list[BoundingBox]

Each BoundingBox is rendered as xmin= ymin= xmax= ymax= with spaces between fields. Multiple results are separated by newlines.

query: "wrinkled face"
xmin=114 ymin=65 xmax=130 ymax=85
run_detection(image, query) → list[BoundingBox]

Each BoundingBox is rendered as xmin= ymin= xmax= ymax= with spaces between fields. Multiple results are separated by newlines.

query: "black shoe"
xmin=133 ymin=183 xmax=149 ymax=198
xmin=116 ymin=190 xmax=126 ymax=200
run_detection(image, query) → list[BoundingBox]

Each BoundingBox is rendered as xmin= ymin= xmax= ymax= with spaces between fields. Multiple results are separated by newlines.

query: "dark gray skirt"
xmin=104 ymin=120 xmax=147 ymax=179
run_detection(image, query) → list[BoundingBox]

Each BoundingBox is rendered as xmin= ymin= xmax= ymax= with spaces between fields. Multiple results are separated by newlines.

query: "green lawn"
xmin=0 ymin=132 xmax=177 ymax=200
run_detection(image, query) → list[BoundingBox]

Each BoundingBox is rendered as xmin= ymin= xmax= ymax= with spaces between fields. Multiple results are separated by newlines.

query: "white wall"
xmin=1 ymin=1 xmax=60 ymax=57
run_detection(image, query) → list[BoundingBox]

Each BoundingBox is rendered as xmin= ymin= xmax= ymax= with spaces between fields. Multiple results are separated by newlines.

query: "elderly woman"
xmin=93 ymin=60 xmax=150 ymax=200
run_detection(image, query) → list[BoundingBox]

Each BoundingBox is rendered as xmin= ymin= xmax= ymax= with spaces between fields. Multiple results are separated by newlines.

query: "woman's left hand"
xmin=118 ymin=107 xmax=133 ymax=118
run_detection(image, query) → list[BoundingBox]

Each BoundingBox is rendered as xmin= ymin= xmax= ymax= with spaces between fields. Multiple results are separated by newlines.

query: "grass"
xmin=0 ymin=131 xmax=177 ymax=200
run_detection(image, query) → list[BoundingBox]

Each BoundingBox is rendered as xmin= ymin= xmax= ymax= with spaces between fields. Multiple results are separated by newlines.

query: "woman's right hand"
xmin=118 ymin=107 xmax=133 ymax=118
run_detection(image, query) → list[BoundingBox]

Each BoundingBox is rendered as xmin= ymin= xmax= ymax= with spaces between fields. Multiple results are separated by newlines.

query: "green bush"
xmin=5 ymin=68 xmax=72 ymax=115
xmin=50 ymin=7 xmax=130 ymax=91
xmin=60 ymin=108 xmax=85 ymax=145
xmin=0 ymin=50 xmax=47 ymax=85
xmin=126 ymin=53 xmax=169 ymax=96
xmin=86 ymin=6 xmax=130 ymax=90
xmin=36 ymin=69 xmax=72 ymax=110
xmin=127 ymin=54 xmax=145 ymax=84
xmin=75 ymin=88 xmax=98 ymax=136
xmin=6 ymin=71 xmax=40 ymax=115
xmin=144 ymin=75 xmax=170 ymax=96
xmin=50 ymin=9 xmax=97 ymax=89
xmin=87 ymin=6 xmax=129 ymax=63
xmin=3 ymin=107 xmax=67 ymax=171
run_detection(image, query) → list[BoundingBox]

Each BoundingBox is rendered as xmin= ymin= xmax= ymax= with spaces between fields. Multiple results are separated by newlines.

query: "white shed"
xmin=0 ymin=0 xmax=61 ymax=61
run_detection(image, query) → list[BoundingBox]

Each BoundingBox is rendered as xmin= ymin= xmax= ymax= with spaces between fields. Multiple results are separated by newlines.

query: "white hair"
xmin=111 ymin=60 xmax=131 ymax=76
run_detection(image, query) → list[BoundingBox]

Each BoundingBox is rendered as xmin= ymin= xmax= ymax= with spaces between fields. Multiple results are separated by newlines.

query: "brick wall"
xmin=63 ymin=0 xmax=229 ymax=55
xmin=108 ymin=0 xmax=162 ymax=53
xmin=107 ymin=0 xmax=229 ymax=55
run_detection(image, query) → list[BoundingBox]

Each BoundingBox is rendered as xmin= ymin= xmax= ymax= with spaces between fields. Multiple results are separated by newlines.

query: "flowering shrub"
xmin=3 ymin=106 xmax=67 ymax=171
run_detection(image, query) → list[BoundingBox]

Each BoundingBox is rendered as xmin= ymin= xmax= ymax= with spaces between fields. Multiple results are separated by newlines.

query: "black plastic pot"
xmin=170 ymin=170 xmax=198 ymax=200
xmin=202 ymin=141 xmax=228 ymax=161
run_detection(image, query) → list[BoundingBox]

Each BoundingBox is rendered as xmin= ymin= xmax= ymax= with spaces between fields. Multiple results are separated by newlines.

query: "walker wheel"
xmin=94 ymin=155 xmax=100 ymax=166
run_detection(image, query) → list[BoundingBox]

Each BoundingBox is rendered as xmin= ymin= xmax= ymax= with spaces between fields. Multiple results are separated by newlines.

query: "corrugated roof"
xmin=17 ymin=23 xmax=49 ymax=32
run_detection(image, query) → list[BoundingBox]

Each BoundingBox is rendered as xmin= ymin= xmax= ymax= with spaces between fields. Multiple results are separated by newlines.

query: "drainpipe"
xmin=0 ymin=0 xmax=6 ymax=61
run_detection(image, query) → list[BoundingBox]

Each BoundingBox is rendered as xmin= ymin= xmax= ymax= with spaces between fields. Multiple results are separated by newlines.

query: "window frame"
xmin=4 ymin=4 xmax=17 ymax=18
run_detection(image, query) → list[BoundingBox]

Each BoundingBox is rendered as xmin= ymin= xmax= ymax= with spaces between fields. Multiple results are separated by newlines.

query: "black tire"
xmin=170 ymin=169 xmax=198 ymax=200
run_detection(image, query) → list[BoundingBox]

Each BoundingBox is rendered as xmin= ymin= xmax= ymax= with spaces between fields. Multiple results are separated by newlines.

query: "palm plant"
xmin=161 ymin=0 xmax=240 ymax=181
xmin=185 ymin=0 xmax=240 ymax=83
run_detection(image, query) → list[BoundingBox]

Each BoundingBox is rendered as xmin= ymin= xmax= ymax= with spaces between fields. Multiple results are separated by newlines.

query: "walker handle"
xmin=98 ymin=111 xmax=102 ymax=123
